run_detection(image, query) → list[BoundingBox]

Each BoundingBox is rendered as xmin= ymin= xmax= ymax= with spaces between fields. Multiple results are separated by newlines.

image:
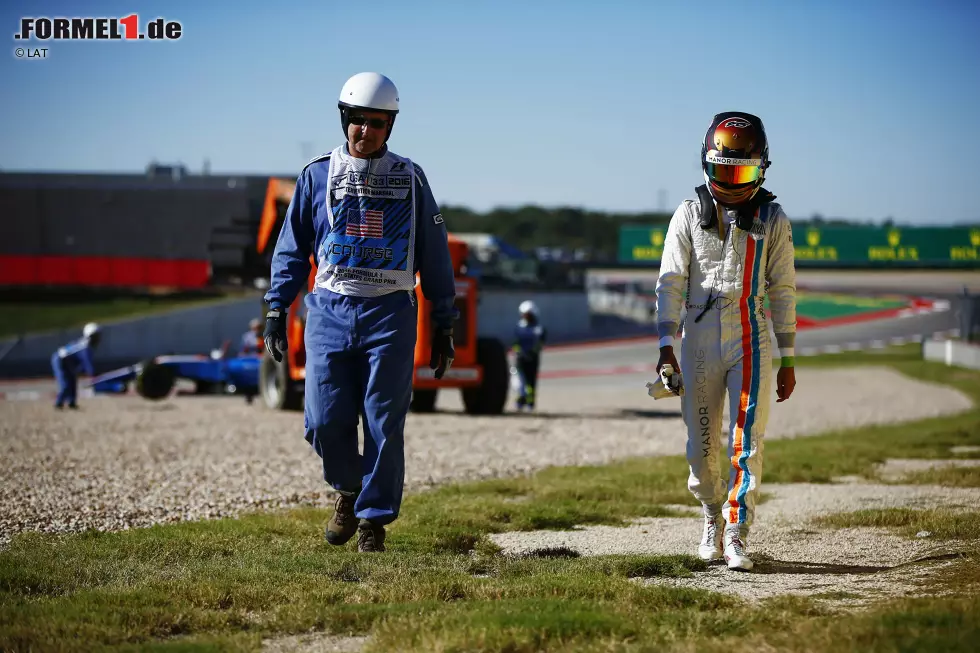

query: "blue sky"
xmin=2 ymin=0 xmax=978 ymax=225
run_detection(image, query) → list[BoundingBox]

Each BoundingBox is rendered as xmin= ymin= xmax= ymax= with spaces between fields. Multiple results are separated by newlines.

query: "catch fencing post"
xmin=961 ymin=288 xmax=980 ymax=343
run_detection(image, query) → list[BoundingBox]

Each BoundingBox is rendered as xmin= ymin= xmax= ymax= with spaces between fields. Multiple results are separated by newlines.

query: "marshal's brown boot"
xmin=356 ymin=520 xmax=386 ymax=553
xmin=324 ymin=491 xmax=358 ymax=545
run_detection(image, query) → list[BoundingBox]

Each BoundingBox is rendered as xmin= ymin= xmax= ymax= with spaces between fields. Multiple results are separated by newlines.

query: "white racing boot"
xmin=698 ymin=511 xmax=724 ymax=562
xmin=723 ymin=527 xmax=753 ymax=571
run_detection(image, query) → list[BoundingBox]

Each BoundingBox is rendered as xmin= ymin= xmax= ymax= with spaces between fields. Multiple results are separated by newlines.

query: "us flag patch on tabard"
xmin=346 ymin=209 xmax=384 ymax=238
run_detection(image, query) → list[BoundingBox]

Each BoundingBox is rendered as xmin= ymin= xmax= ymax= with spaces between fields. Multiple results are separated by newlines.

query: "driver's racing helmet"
xmin=702 ymin=111 xmax=771 ymax=207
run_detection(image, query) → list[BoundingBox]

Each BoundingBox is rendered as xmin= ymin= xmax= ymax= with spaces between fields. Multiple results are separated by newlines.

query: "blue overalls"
xmin=265 ymin=144 xmax=456 ymax=526
xmin=51 ymin=338 xmax=95 ymax=408
xmin=512 ymin=319 xmax=547 ymax=409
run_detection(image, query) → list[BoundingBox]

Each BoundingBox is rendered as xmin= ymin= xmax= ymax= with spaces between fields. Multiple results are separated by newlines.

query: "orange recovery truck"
xmin=254 ymin=177 xmax=510 ymax=415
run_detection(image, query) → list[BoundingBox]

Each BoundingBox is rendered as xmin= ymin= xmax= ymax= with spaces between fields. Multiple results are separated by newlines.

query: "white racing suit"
xmin=656 ymin=193 xmax=796 ymax=534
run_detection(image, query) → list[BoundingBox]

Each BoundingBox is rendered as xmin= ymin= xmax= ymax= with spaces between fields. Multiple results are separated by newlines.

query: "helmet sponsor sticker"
xmin=721 ymin=118 xmax=751 ymax=129
xmin=705 ymin=151 xmax=762 ymax=166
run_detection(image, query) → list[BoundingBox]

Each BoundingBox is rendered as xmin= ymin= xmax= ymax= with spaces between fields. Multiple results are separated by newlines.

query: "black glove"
xmin=429 ymin=326 xmax=454 ymax=380
xmin=263 ymin=308 xmax=288 ymax=363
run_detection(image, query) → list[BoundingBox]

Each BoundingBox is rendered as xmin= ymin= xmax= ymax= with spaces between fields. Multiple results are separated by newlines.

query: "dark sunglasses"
xmin=349 ymin=114 xmax=389 ymax=129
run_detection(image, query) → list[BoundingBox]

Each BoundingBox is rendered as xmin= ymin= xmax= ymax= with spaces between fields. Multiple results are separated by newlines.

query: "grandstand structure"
xmin=0 ymin=165 xmax=289 ymax=291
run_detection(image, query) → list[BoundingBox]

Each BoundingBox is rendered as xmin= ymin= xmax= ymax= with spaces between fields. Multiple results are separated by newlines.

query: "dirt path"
xmin=490 ymin=480 xmax=980 ymax=606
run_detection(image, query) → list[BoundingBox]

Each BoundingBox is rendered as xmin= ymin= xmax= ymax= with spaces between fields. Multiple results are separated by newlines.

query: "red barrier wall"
xmin=0 ymin=256 xmax=211 ymax=288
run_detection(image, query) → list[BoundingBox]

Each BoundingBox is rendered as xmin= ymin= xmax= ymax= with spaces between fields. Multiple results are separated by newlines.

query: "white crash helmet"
xmin=82 ymin=322 xmax=100 ymax=338
xmin=518 ymin=300 xmax=538 ymax=317
xmin=338 ymin=72 xmax=400 ymax=141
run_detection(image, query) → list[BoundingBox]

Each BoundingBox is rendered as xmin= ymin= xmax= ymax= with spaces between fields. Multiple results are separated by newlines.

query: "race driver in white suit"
xmin=656 ymin=111 xmax=798 ymax=571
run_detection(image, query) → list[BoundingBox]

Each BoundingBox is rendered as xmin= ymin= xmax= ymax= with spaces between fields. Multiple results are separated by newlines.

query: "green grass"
xmin=782 ymin=291 xmax=907 ymax=320
xmin=0 ymin=294 xmax=250 ymax=339
xmin=888 ymin=466 xmax=980 ymax=487
xmin=3 ymin=344 xmax=980 ymax=651
xmin=763 ymin=344 xmax=980 ymax=484
xmin=691 ymin=595 xmax=980 ymax=653
xmin=0 ymin=513 xmax=711 ymax=652
xmin=812 ymin=508 xmax=980 ymax=541
xmin=394 ymin=460 xmax=696 ymax=539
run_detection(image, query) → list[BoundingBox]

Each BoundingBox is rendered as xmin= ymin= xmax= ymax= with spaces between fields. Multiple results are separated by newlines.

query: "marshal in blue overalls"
xmin=262 ymin=72 xmax=457 ymax=552
xmin=51 ymin=322 xmax=101 ymax=409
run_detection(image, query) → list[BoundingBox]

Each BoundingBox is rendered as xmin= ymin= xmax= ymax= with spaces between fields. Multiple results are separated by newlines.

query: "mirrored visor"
xmin=704 ymin=151 xmax=763 ymax=184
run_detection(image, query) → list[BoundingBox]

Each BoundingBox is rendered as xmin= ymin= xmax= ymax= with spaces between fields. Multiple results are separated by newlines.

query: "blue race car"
xmin=87 ymin=350 xmax=262 ymax=403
